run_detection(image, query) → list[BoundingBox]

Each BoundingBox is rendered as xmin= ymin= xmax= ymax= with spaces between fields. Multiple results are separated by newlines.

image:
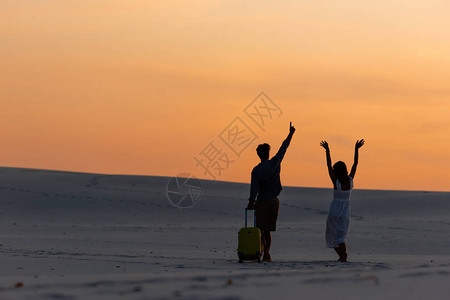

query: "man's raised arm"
xmin=274 ymin=122 xmax=296 ymax=162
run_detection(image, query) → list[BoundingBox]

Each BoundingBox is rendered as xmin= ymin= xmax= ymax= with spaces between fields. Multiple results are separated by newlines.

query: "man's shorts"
xmin=255 ymin=198 xmax=280 ymax=232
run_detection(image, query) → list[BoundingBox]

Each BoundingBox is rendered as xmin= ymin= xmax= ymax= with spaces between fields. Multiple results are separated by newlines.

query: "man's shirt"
xmin=249 ymin=137 xmax=292 ymax=202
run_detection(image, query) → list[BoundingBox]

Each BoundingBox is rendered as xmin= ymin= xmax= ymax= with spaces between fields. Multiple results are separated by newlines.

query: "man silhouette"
xmin=247 ymin=122 xmax=295 ymax=262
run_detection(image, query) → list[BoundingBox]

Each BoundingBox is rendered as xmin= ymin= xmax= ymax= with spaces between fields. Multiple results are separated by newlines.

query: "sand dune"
xmin=0 ymin=167 xmax=449 ymax=299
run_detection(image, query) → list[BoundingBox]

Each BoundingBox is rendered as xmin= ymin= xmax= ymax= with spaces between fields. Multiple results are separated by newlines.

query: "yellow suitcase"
xmin=237 ymin=209 xmax=262 ymax=263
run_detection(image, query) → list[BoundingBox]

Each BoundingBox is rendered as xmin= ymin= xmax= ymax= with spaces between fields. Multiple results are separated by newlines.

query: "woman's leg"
xmin=334 ymin=243 xmax=347 ymax=262
xmin=340 ymin=243 xmax=347 ymax=262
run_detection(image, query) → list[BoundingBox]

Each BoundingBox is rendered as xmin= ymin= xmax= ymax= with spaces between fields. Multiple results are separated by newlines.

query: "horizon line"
xmin=1 ymin=165 xmax=448 ymax=194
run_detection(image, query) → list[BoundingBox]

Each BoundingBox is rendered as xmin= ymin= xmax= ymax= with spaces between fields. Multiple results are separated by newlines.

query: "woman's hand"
xmin=320 ymin=140 xmax=329 ymax=151
xmin=355 ymin=139 xmax=365 ymax=149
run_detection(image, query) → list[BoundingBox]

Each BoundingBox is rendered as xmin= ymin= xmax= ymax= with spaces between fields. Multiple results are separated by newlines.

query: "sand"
xmin=0 ymin=167 xmax=449 ymax=299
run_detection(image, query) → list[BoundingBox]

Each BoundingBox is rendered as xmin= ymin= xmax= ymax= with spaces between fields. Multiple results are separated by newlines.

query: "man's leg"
xmin=262 ymin=231 xmax=272 ymax=262
xmin=262 ymin=198 xmax=278 ymax=262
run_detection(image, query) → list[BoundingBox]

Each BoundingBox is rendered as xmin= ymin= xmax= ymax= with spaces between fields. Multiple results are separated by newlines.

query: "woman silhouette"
xmin=320 ymin=139 xmax=365 ymax=262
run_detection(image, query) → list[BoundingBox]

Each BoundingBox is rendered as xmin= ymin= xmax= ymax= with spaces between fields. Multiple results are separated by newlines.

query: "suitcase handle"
xmin=245 ymin=208 xmax=256 ymax=228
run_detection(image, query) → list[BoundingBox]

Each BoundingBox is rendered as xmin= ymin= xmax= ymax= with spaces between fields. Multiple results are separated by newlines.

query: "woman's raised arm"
xmin=349 ymin=139 xmax=365 ymax=179
xmin=320 ymin=140 xmax=336 ymax=185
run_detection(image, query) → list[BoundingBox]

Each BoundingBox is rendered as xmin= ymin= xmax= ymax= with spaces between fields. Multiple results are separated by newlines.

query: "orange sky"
xmin=1 ymin=1 xmax=449 ymax=191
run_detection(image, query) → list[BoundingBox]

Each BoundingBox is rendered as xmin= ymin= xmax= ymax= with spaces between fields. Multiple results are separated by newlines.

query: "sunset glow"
xmin=1 ymin=1 xmax=449 ymax=191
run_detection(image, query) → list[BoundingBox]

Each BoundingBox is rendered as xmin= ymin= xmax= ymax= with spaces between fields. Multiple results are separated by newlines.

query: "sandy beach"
xmin=0 ymin=167 xmax=449 ymax=299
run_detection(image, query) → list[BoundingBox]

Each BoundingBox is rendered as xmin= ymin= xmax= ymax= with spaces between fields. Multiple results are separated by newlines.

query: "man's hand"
xmin=247 ymin=200 xmax=255 ymax=210
xmin=355 ymin=139 xmax=365 ymax=149
xmin=289 ymin=122 xmax=296 ymax=135
xmin=320 ymin=140 xmax=329 ymax=151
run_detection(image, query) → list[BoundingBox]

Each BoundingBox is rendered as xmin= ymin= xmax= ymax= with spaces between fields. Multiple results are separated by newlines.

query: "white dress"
xmin=326 ymin=177 xmax=353 ymax=248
